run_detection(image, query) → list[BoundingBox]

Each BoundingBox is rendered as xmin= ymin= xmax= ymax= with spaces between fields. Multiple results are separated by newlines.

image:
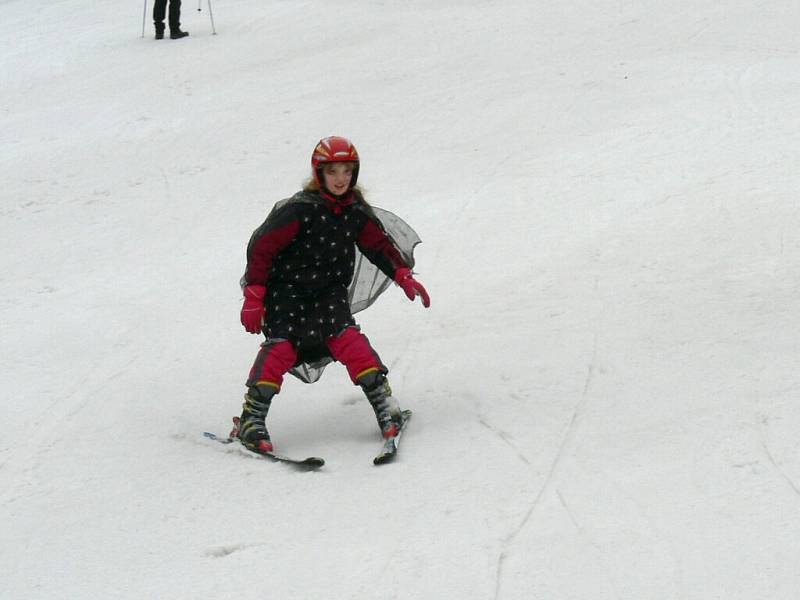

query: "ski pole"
xmin=197 ymin=0 xmax=202 ymax=12
xmin=207 ymin=0 xmax=217 ymax=35
xmin=141 ymin=0 xmax=148 ymax=38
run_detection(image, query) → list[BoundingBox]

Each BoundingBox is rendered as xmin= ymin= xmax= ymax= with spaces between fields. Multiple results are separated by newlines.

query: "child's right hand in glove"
xmin=240 ymin=284 xmax=266 ymax=333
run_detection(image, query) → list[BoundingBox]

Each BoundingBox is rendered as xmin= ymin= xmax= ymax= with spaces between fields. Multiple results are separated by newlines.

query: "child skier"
xmin=233 ymin=136 xmax=430 ymax=454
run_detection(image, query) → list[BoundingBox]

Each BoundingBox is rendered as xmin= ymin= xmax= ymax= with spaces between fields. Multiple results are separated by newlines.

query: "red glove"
xmin=240 ymin=284 xmax=266 ymax=333
xmin=394 ymin=267 xmax=430 ymax=308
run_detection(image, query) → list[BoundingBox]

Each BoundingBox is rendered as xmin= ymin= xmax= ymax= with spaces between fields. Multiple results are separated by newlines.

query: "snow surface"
xmin=2 ymin=0 xmax=800 ymax=598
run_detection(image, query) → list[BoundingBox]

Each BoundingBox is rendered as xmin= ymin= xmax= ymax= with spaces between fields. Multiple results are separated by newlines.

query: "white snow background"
xmin=2 ymin=0 xmax=800 ymax=598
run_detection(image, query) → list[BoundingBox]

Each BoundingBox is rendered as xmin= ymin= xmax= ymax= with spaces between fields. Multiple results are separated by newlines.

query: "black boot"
xmin=358 ymin=371 xmax=404 ymax=438
xmin=154 ymin=22 xmax=165 ymax=40
xmin=234 ymin=385 xmax=277 ymax=452
xmin=170 ymin=29 xmax=189 ymax=39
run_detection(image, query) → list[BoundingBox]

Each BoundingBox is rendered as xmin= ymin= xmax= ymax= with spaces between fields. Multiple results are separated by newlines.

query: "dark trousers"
xmin=153 ymin=0 xmax=181 ymax=31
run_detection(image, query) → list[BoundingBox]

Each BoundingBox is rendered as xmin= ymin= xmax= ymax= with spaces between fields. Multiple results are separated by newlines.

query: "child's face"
xmin=322 ymin=162 xmax=354 ymax=195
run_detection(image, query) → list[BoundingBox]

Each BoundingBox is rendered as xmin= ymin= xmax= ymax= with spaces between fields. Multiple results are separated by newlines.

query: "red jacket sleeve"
xmin=243 ymin=215 xmax=300 ymax=286
xmin=356 ymin=218 xmax=408 ymax=279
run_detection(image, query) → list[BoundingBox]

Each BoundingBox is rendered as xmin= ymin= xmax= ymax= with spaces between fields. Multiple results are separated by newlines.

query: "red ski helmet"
xmin=311 ymin=136 xmax=360 ymax=188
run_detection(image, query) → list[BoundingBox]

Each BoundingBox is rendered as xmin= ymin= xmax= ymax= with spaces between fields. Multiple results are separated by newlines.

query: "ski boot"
xmin=170 ymin=29 xmax=189 ymax=39
xmin=359 ymin=371 xmax=404 ymax=438
xmin=232 ymin=385 xmax=276 ymax=453
xmin=154 ymin=23 xmax=165 ymax=39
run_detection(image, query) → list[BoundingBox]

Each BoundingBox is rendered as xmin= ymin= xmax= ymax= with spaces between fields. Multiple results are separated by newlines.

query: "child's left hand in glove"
xmin=394 ymin=267 xmax=430 ymax=308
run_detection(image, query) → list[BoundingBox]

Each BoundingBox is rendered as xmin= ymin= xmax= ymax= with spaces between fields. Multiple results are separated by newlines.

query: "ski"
xmin=373 ymin=409 xmax=413 ymax=465
xmin=203 ymin=429 xmax=325 ymax=469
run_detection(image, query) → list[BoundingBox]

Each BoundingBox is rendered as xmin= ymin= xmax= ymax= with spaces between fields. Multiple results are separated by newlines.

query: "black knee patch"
xmin=248 ymin=384 xmax=278 ymax=401
xmin=358 ymin=371 xmax=385 ymax=391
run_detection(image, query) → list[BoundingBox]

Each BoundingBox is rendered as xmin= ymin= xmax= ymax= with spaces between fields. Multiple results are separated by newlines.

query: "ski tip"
xmin=257 ymin=451 xmax=325 ymax=469
xmin=274 ymin=455 xmax=325 ymax=470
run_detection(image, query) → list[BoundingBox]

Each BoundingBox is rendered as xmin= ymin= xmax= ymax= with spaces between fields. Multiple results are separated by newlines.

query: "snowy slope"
xmin=2 ymin=0 xmax=800 ymax=598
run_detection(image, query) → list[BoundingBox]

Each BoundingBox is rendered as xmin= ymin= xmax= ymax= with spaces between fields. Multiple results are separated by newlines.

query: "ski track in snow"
xmin=477 ymin=417 xmax=531 ymax=466
xmin=493 ymin=331 xmax=599 ymax=600
xmin=759 ymin=426 xmax=800 ymax=499
xmin=556 ymin=485 xmax=627 ymax=600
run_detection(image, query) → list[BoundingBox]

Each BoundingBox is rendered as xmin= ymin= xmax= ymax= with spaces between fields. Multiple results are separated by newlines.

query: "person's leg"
xmin=247 ymin=339 xmax=298 ymax=390
xmin=325 ymin=326 xmax=386 ymax=384
xmin=326 ymin=328 xmax=403 ymax=437
xmin=168 ymin=0 xmax=188 ymax=38
xmin=236 ymin=340 xmax=298 ymax=451
xmin=152 ymin=0 xmax=167 ymax=38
